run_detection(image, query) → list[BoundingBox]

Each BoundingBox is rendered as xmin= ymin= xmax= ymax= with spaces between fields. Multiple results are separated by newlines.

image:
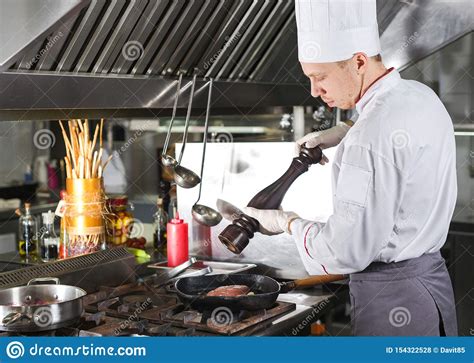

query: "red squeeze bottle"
xmin=167 ymin=212 xmax=189 ymax=267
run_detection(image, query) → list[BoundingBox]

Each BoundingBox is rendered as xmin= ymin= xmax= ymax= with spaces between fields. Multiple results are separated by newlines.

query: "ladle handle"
xmin=178 ymin=73 xmax=198 ymax=164
xmin=162 ymin=73 xmax=183 ymax=156
xmin=195 ymin=78 xmax=213 ymax=204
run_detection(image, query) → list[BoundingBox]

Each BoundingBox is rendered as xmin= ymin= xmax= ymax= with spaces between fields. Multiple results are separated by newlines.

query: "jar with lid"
xmin=106 ymin=195 xmax=134 ymax=246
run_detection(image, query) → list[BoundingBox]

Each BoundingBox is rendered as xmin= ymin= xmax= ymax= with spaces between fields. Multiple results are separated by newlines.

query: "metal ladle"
xmin=192 ymin=78 xmax=223 ymax=227
xmin=173 ymin=73 xmax=201 ymax=189
xmin=161 ymin=73 xmax=183 ymax=168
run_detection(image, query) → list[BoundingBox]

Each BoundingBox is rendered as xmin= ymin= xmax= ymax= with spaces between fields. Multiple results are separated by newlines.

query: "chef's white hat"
xmin=295 ymin=0 xmax=381 ymax=63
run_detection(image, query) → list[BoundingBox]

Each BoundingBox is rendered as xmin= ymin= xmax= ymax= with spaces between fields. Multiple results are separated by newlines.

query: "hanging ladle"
xmin=161 ymin=73 xmax=183 ymax=168
xmin=173 ymin=73 xmax=201 ymax=189
xmin=192 ymin=78 xmax=223 ymax=226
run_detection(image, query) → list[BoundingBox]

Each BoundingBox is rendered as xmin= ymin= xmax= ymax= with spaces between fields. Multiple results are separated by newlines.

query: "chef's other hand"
xmin=294 ymin=121 xmax=352 ymax=162
xmin=243 ymin=207 xmax=300 ymax=235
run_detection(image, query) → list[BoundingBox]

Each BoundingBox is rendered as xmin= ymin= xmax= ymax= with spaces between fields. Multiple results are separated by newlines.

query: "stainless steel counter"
xmin=260 ymin=286 xmax=347 ymax=336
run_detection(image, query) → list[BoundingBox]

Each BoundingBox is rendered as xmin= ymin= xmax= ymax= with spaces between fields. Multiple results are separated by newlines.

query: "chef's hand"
xmin=294 ymin=121 xmax=352 ymax=163
xmin=243 ymin=207 xmax=300 ymax=235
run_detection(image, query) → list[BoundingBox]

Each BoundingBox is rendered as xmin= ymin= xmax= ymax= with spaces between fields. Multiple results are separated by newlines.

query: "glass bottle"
xmin=40 ymin=210 xmax=59 ymax=261
xmin=18 ymin=203 xmax=38 ymax=258
xmin=153 ymin=197 xmax=168 ymax=254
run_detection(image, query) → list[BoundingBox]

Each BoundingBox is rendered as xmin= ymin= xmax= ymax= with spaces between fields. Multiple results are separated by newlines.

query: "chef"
xmin=244 ymin=0 xmax=458 ymax=336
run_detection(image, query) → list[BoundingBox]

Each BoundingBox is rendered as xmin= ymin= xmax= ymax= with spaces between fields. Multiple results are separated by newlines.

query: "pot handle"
xmin=27 ymin=277 xmax=60 ymax=286
xmin=2 ymin=312 xmax=31 ymax=326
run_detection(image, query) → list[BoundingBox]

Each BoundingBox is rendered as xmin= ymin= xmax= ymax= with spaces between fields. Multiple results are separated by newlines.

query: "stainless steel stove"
xmin=0 ymin=277 xmax=298 ymax=337
xmin=0 ymin=250 xmax=339 ymax=336
xmin=81 ymin=278 xmax=296 ymax=336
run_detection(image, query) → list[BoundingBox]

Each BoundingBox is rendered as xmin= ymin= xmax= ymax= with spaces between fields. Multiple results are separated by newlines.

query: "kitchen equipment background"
xmin=176 ymin=142 xmax=336 ymax=279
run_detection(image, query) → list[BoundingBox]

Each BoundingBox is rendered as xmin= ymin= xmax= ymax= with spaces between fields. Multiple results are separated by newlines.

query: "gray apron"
xmin=349 ymin=251 xmax=457 ymax=336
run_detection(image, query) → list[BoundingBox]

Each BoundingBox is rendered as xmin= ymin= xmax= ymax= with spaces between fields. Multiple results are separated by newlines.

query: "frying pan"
xmin=0 ymin=277 xmax=86 ymax=332
xmin=175 ymin=273 xmax=346 ymax=311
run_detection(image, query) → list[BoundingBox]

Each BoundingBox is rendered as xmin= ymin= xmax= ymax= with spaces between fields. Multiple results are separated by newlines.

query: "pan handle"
xmin=2 ymin=312 xmax=31 ymax=326
xmin=280 ymin=274 xmax=347 ymax=293
xmin=27 ymin=277 xmax=60 ymax=286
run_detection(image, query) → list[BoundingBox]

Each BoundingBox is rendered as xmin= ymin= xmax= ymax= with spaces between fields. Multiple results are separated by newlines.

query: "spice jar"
xmin=106 ymin=195 xmax=134 ymax=246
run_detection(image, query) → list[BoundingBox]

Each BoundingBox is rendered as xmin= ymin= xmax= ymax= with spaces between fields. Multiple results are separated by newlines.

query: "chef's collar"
xmin=355 ymin=67 xmax=400 ymax=114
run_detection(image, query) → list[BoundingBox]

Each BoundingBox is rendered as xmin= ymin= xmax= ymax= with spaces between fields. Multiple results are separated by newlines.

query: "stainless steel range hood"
xmin=379 ymin=0 xmax=473 ymax=70
xmin=0 ymin=0 xmax=472 ymax=120
xmin=0 ymin=0 xmax=87 ymax=72
xmin=1 ymin=0 xmax=315 ymax=120
xmin=5 ymin=0 xmax=303 ymax=82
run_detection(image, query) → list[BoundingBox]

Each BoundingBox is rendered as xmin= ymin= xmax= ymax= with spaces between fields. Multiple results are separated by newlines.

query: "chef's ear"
xmin=353 ymin=52 xmax=369 ymax=75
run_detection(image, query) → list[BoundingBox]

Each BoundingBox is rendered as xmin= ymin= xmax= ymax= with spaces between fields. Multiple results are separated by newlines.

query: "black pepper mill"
xmin=218 ymin=145 xmax=323 ymax=254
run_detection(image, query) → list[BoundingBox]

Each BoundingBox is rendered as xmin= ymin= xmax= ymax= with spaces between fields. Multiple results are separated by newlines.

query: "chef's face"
xmin=301 ymin=53 xmax=366 ymax=109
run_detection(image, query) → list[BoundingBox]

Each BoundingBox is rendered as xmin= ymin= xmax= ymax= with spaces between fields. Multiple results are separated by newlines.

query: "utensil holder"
xmin=64 ymin=178 xmax=106 ymax=256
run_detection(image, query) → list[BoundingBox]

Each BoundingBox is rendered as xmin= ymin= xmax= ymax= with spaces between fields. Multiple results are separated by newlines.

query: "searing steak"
xmin=206 ymin=285 xmax=251 ymax=297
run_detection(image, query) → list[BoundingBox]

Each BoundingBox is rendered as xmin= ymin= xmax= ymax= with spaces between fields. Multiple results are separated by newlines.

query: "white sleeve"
xmin=291 ymin=145 xmax=405 ymax=274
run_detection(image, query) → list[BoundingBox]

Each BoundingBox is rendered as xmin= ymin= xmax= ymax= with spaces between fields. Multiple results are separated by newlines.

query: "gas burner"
xmin=84 ymin=311 xmax=107 ymax=326
xmin=96 ymin=297 xmax=119 ymax=311
xmin=159 ymin=302 xmax=296 ymax=335
xmin=84 ymin=286 xmax=178 ymax=318
xmin=117 ymin=294 xmax=153 ymax=313
xmin=122 ymin=295 xmax=150 ymax=305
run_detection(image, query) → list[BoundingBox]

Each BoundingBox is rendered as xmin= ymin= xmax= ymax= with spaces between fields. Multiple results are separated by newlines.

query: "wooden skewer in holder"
xmin=64 ymin=178 xmax=106 ymax=256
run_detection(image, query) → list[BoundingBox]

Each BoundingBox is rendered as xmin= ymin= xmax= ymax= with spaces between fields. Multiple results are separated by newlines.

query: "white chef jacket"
xmin=292 ymin=69 xmax=457 ymax=275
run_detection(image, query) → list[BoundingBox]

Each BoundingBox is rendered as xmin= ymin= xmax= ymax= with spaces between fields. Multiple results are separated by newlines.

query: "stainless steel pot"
xmin=0 ymin=277 xmax=86 ymax=332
